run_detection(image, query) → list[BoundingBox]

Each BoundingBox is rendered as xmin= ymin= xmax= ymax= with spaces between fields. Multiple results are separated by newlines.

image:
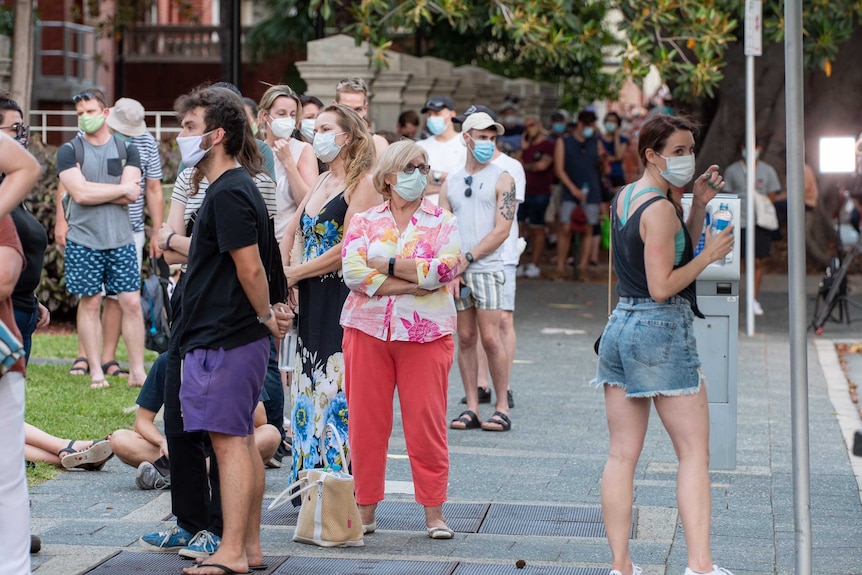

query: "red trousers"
xmin=343 ymin=328 xmax=454 ymax=507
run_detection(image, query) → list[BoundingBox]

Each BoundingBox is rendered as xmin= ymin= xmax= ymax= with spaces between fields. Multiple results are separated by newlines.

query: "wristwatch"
xmin=257 ymin=307 xmax=273 ymax=324
xmin=432 ymin=170 xmax=442 ymax=185
xmin=465 ymin=251 xmax=474 ymax=264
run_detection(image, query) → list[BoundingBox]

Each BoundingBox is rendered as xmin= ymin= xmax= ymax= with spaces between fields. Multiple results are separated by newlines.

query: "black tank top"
xmin=612 ymin=194 xmax=703 ymax=317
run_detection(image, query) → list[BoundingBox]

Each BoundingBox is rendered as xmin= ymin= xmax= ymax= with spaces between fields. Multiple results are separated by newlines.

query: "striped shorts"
xmin=455 ymin=271 xmax=506 ymax=311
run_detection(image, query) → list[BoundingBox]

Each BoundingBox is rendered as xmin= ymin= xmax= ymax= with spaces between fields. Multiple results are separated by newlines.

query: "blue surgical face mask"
xmin=393 ymin=169 xmax=427 ymax=202
xmin=604 ymin=122 xmax=618 ymax=133
xmin=427 ymin=116 xmax=448 ymax=136
xmin=469 ymin=136 xmax=495 ymax=164
xmin=659 ymin=153 xmax=696 ymax=187
xmin=742 ymin=149 xmax=760 ymax=161
xmin=313 ymin=131 xmax=345 ymax=163
xmin=582 ymin=126 xmax=595 ymax=139
xmin=552 ymin=122 xmax=566 ymax=134
xmin=300 ymin=119 xmax=316 ymax=142
xmin=176 ymin=130 xmax=214 ymax=168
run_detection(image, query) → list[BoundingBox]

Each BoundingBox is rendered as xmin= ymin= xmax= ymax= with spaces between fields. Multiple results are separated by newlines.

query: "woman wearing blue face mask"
xmin=592 ymin=114 xmax=735 ymax=575
xmin=341 ymin=140 xmax=461 ymax=539
xmin=278 ymin=104 xmax=382 ymax=489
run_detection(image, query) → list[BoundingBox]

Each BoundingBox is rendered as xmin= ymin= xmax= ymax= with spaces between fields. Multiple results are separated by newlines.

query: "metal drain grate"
xmin=478 ymin=504 xmax=636 ymax=539
xmin=272 ymin=557 xmax=457 ymax=575
xmin=81 ymin=551 xmax=288 ymax=574
xmin=261 ymin=500 xmax=487 ymax=533
xmin=453 ymin=565 xmax=607 ymax=575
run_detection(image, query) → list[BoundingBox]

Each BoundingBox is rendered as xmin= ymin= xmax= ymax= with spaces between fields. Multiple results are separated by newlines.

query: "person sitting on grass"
xmin=24 ymin=424 xmax=114 ymax=470
xmin=110 ymin=352 xmax=283 ymax=490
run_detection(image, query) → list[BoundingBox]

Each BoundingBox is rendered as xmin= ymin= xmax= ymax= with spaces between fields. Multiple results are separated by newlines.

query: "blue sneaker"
xmin=139 ymin=525 xmax=194 ymax=552
xmin=178 ymin=530 xmax=221 ymax=559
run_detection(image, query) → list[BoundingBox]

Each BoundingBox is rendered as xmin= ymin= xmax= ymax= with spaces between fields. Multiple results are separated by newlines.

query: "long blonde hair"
xmin=322 ymin=104 xmax=375 ymax=199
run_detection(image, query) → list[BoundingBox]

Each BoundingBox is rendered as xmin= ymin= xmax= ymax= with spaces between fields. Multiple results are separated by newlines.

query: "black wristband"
xmin=388 ymin=257 xmax=395 ymax=276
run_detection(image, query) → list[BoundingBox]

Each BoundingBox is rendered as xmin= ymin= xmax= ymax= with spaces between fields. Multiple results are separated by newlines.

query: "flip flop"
xmin=481 ymin=411 xmax=511 ymax=432
xmin=450 ymin=410 xmax=481 ymax=430
xmin=60 ymin=439 xmax=114 ymax=470
xmin=426 ymin=526 xmax=455 ymax=539
xmin=194 ymin=558 xmax=267 ymax=571
xmin=183 ymin=563 xmax=252 ymax=575
xmin=101 ymin=360 xmax=129 ymax=377
xmin=69 ymin=357 xmax=89 ymax=376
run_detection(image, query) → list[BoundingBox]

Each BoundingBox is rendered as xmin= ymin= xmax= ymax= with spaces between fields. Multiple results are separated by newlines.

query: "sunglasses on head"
xmin=464 ymin=175 xmax=473 ymax=198
xmin=72 ymin=92 xmax=96 ymax=103
xmin=403 ymin=163 xmax=430 ymax=175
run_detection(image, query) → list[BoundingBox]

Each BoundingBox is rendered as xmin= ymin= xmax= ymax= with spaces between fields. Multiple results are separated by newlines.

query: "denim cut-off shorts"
xmin=593 ymin=296 xmax=705 ymax=398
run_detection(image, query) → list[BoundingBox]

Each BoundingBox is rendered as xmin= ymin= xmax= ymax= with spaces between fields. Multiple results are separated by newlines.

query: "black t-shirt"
xmin=10 ymin=204 xmax=48 ymax=314
xmin=179 ymin=167 xmax=271 ymax=354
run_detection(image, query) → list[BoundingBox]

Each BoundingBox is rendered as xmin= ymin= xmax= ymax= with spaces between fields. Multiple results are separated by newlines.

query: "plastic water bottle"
xmin=582 ymin=181 xmax=589 ymax=200
xmin=711 ymin=203 xmax=733 ymax=264
xmin=695 ymin=210 xmax=711 ymax=256
xmin=278 ymin=324 xmax=298 ymax=372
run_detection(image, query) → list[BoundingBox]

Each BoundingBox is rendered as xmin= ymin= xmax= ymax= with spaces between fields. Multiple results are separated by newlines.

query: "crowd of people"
xmin=0 ymin=81 xmax=742 ymax=575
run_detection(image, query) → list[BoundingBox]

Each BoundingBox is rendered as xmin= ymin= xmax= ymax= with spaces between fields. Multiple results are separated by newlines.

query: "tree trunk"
xmin=10 ymin=0 xmax=33 ymax=117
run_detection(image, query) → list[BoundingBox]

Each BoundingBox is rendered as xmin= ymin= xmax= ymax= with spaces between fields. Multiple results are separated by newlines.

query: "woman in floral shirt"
xmin=341 ymin=140 xmax=461 ymax=539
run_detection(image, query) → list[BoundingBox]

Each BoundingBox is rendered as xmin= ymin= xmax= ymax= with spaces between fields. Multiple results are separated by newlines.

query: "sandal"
xmin=450 ymin=410 xmax=481 ymax=430
xmin=101 ymin=360 xmax=129 ymax=377
xmin=60 ymin=439 xmax=114 ymax=470
xmin=426 ymin=525 xmax=455 ymax=539
xmin=69 ymin=357 xmax=89 ymax=376
xmin=481 ymin=411 xmax=511 ymax=432
xmin=90 ymin=379 xmax=110 ymax=389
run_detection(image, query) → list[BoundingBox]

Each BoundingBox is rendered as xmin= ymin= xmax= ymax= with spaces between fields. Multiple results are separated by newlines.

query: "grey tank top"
xmin=447 ymin=163 xmax=506 ymax=273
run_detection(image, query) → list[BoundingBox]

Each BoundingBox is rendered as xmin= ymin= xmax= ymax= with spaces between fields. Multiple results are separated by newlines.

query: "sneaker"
xmin=609 ymin=564 xmax=642 ymax=575
xmin=266 ymin=438 xmax=293 ymax=469
xmin=459 ymin=387 xmax=492 ymax=404
xmin=178 ymin=530 xmax=221 ymax=559
xmin=525 ymin=263 xmax=541 ymax=278
xmin=515 ymin=265 xmax=526 ymax=278
xmin=136 ymin=461 xmax=171 ymax=490
xmin=139 ymin=525 xmax=194 ymax=552
xmin=752 ymin=299 xmax=764 ymax=316
xmin=265 ymin=453 xmax=283 ymax=469
xmin=507 ymin=389 xmax=515 ymax=408
xmin=684 ymin=566 xmax=734 ymax=575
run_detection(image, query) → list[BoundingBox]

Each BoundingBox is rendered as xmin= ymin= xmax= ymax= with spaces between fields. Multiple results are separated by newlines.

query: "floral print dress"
xmin=289 ymin=191 xmax=351 ymax=484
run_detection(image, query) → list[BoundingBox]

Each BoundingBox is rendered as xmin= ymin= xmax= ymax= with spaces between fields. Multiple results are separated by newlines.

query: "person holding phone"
xmin=341 ymin=140 xmax=461 ymax=539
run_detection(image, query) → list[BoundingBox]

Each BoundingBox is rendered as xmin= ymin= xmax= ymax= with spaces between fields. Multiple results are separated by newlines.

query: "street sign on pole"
xmin=745 ymin=0 xmax=763 ymax=56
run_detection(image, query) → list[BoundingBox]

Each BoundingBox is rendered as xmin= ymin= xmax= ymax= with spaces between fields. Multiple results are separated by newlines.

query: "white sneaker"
xmin=752 ymin=299 xmax=764 ymax=316
xmin=516 ymin=265 xmax=526 ymax=278
xmin=609 ymin=564 xmax=642 ymax=575
xmin=684 ymin=566 xmax=734 ymax=575
xmin=525 ymin=263 xmax=542 ymax=278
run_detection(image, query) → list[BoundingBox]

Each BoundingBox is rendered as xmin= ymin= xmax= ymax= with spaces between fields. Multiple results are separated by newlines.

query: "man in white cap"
xmin=439 ymin=111 xmax=515 ymax=433
xmin=417 ymin=96 xmax=466 ymax=204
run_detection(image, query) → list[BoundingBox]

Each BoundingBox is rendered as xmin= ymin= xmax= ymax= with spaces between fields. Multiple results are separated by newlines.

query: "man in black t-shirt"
xmin=172 ymin=87 xmax=292 ymax=575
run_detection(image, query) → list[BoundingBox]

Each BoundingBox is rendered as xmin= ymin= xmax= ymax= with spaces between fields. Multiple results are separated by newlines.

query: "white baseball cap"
xmin=460 ymin=111 xmax=504 ymax=135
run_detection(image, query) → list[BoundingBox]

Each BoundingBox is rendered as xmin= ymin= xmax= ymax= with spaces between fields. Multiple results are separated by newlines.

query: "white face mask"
xmin=393 ymin=169 xmax=427 ymax=202
xmin=313 ymin=131 xmax=345 ymax=163
xmin=270 ymin=117 xmax=296 ymax=139
xmin=659 ymin=153 xmax=696 ymax=187
xmin=300 ymin=119 xmax=316 ymax=142
xmin=177 ymin=130 xmax=215 ymax=168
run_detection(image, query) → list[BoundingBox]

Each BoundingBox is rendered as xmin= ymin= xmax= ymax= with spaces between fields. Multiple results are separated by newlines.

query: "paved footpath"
xmin=27 ymin=274 xmax=862 ymax=575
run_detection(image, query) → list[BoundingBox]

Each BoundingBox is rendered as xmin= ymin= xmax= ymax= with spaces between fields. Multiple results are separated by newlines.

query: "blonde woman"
xmin=341 ymin=141 xmax=460 ymax=538
xmin=258 ymin=85 xmax=319 ymax=247
xmin=280 ymin=104 xmax=380 ymax=486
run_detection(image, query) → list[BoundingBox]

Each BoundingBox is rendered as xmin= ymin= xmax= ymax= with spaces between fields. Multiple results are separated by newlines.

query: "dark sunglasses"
xmin=72 ymin=92 xmax=96 ymax=103
xmin=464 ymin=175 xmax=473 ymax=198
xmin=403 ymin=163 xmax=431 ymax=175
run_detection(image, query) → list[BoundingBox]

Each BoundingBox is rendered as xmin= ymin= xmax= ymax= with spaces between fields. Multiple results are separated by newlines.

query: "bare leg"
xmin=654 ymin=386 xmax=714 ymax=574
xmin=117 ymin=291 xmax=147 ymax=386
xmin=77 ymin=294 xmax=106 ymax=386
xmin=424 ymin=504 xmax=449 ymax=530
xmin=530 ymin=225 xmax=546 ymax=267
xmin=253 ymin=403 xmax=281 ymax=463
xmin=108 ymin=429 xmax=160 ymax=468
xmin=100 ymin=297 xmax=122 ymax=368
xmin=500 ymin=311 xmax=516 ymax=388
xmin=358 ymin=502 xmax=378 ymax=526
xmin=555 ymin=229 xmax=572 ymax=275
xmin=455 ymin=307 xmax=481 ymax=417
xmin=244 ymin=434 xmax=266 ymax=569
xmin=475 ymin=309 xmax=509 ymax=419
xmin=754 ymin=257 xmax=765 ymax=300
xmin=475 ymin=337 xmax=491 ymax=392
xmin=601 ymin=386 xmax=650 ymax=575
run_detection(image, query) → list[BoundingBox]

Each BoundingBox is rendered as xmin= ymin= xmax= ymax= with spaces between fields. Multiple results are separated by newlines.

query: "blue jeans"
xmin=13 ymin=308 xmax=38 ymax=365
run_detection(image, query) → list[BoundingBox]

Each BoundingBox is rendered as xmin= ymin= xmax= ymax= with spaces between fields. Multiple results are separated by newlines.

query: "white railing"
xmin=29 ymin=110 xmax=181 ymax=144
xmin=34 ymin=21 xmax=97 ymax=85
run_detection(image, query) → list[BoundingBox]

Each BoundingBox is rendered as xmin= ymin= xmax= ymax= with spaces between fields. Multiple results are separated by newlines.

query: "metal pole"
xmin=231 ymin=0 xmax=241 ymax=89
xmin=745 ymin=54 xmax=755 ymax=336
xmin=785 ymin=0 xmax=812 ymax=572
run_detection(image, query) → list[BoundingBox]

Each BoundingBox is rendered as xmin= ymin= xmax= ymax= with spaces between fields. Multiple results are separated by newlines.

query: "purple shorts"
xmin=180 ymin=337 xmax=269 ymax=436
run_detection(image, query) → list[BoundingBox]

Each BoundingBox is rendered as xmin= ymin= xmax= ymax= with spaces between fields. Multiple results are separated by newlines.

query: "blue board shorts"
xmin=593 ymin=296 xmax=704 ymax=398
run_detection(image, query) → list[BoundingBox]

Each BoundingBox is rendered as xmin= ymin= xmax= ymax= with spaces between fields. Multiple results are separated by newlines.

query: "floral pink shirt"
xmin=340 ymin=198 xmax=461 ymax=343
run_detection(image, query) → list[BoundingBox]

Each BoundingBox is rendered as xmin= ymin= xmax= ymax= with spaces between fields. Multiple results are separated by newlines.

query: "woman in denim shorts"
xmin=593 ymin=115 xmax=735 ymax=575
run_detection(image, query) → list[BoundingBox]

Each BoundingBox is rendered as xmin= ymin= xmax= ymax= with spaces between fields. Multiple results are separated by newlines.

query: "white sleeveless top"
xmin=447 ymin=163 xmax=507 ymax=273
xmin=273 ymin=138 xmax=311 ymax=242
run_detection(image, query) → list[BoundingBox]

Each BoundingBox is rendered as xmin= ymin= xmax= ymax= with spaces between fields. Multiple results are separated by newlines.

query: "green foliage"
xmin=0 ymin=5 xmax=14 ymax=36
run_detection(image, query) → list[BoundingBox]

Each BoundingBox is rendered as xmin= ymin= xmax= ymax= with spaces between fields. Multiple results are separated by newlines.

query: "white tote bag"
xmin=753 ymin=191 xmax=779 ymax=231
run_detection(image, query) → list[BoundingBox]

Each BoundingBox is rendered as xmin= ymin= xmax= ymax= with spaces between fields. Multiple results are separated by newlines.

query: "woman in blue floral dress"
xmin=281 ymin=104 xmax=381 ymax=484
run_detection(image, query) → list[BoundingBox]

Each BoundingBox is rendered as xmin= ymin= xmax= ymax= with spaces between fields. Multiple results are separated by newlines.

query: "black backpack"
xmin=141 ymin=258 xmax=171 ymax=353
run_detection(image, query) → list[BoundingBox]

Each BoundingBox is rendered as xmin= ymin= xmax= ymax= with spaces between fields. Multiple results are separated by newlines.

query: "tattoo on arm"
xmin=500 ymin=181 xmax=516 ymax=221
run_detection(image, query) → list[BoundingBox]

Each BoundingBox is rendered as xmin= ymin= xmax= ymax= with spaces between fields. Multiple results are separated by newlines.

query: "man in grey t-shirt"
xmin=57 ymin=88 xmax=147 ymax=388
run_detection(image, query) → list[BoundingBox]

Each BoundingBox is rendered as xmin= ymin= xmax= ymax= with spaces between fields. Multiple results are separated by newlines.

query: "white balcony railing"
xmin=123 ymin=25 xmax=253 ymax=63
xmin=29 ymin=110 xmax=181 ymax=144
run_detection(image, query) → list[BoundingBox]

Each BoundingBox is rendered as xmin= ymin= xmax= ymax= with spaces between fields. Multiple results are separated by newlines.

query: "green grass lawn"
xmin=25 ymin=334 xmax=159 ymax=486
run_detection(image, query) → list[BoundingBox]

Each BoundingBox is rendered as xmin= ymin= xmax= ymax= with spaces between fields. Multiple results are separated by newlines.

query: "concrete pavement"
xmin=27 ymin=273 xmax=862 ymax=575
